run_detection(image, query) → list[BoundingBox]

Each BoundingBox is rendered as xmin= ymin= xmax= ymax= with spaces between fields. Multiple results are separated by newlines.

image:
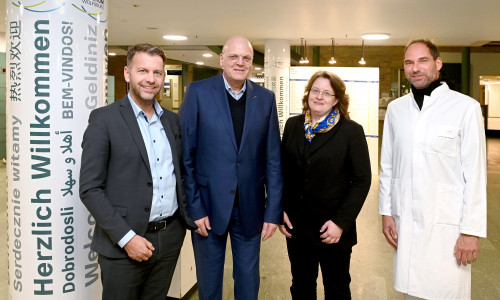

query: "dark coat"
xmin=79 ymin=97 xmax=197 ymax=258
xmin=281 ymin=114 xmax=371 ymax=247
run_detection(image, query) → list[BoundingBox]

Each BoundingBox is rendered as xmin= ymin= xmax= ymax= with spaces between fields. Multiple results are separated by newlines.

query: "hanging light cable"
xmin=299 ymin=38 xmax=305 ymax=64
xmin=359 ymin=39 xmax=366 ymax=65
xmin=303 ymin=39 xmax=309 ymax=64
xmin=329 ymin=38 xmax=336 ymax=64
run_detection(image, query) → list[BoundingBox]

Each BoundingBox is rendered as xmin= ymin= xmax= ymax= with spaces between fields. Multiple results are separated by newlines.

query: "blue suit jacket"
xmin=179 ymin=74 xmax=283 ymax=236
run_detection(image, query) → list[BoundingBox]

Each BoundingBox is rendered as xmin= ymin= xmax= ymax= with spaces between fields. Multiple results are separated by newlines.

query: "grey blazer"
xmin=79 ymin=97 xmax=196 ymax=258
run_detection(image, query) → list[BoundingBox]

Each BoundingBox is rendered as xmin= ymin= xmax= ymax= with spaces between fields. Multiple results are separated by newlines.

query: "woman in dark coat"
xmin=279 ymin=70 xmax=372 ymax=300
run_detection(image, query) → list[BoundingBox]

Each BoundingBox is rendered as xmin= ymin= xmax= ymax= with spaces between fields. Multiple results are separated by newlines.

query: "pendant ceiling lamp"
xmin=299 ymin=38 xmax=309 ymax=64
xmin=359 ymin=39 xmax=366 ymax=65
xmin=328 ymin=38 xmax=336 ymax=64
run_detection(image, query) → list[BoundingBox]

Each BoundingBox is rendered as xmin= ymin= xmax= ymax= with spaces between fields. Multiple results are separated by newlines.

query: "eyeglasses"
xmin=225 ymin=54 xmax=252 ymax=64
xmin=310 ymin=87 xmax=335 ymax=98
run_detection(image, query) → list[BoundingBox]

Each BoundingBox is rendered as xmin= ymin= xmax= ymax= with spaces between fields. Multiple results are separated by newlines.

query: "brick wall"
xmin=315 ymin=45 xmax=405 ymax=98
xmin=107 ymin=46 xmax=500 ymax=101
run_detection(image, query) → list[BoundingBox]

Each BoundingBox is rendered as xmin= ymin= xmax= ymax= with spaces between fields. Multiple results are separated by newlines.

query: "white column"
xmin=264 ymin=39 xmax=290 ymax=136
xmin=6 ymin=1 xmax=107 ymax=298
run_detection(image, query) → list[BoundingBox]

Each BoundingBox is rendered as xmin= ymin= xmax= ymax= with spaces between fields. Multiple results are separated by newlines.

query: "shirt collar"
xmin=128 ymin=93 xmax=163 ymax=119
xmin=411 ymin=79 xmax=442 ymax=97
xmin=222 ymin=74 xmax=246 ymax=100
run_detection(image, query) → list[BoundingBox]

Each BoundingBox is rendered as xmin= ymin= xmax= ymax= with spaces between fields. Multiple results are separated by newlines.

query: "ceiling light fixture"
xmin=108 ymin=52 xmax=117 ymax=56
xmin=299 ymin=38 xmax=306 ymax=64
xmin=203 ymin=53 xmax=213 ymax=57
xmin=299 ymin=39 xmax=309 ymax=64
xmin=163 ymin=35 xmax=187 ymax=41
xmin=303 ymin=39 xmax=309 ymax=64
xmin=359 ymin=39 xmax=366 ymax=65
xmin=195 ymin=61 xmax=204 ymax=65
xmin=254 ymin=67 xmax=262 ymax=71
xmin=328 ymin=38 xmax=337 ymax=64
xmin=361 ymin=33 xmax=390 ymax=40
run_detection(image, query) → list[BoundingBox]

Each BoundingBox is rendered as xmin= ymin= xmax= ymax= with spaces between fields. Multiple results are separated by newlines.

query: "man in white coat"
xmin=379 ymin=39 xmax=487 ymax=300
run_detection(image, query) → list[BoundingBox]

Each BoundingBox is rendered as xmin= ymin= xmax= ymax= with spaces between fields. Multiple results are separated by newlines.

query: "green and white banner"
xmin=6 ymin=0 xmax=107 ymax=298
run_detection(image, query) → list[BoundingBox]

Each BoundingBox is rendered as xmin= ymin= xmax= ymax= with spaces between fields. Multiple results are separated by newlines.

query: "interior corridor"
xmin=1 ymin=137 xmax=499 ymax=299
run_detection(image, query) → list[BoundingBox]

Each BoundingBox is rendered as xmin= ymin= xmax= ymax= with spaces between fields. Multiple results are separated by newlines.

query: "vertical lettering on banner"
xmin=6 ymin=0 xmax=108 ymax=298
xmin=264 ymin=40 xmax=290 ymax=137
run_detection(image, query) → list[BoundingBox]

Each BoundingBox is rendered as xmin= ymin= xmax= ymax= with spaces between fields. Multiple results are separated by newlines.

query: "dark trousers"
xmin=192 ymin=207 xmax=261 ymax=300
xmin=98 ymin=217 xmax=185 ymax=300
xmin=286 ymin=234 xmax=352 ymax=300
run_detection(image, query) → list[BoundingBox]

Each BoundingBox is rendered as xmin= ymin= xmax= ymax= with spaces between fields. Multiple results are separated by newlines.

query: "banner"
xmin=6 ymin=0 xmax=108 ymax=298
xmin=264 ymin=40 xmax=290 ymax=136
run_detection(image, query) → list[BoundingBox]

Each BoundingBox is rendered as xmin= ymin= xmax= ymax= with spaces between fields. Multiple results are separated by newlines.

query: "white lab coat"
xmin=379 ymin=83 xmax=487 ymax=300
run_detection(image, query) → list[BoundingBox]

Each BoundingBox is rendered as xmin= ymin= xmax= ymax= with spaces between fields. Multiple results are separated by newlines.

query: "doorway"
xmin=480 ymin=75 xmax=500 ymax=131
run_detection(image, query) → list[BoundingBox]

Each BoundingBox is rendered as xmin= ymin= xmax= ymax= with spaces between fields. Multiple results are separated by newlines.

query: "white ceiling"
xmin=1 ymin=0 xmax=500 ymax=68
xmin=108 ymin=0 xmax=500 ymax=46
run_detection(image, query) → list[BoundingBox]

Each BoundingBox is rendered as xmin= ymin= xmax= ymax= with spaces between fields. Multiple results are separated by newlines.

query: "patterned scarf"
xmin=304 ymin=108 xmax=340 ymax=142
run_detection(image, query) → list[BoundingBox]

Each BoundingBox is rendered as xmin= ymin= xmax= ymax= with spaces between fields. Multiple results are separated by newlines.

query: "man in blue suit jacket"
xmin=179 ymin=36 xmax=283 ymax=300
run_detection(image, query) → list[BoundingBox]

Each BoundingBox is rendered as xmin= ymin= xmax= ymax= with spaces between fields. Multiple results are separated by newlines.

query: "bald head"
xmin=219 ymin=35 xmax=254 ymax=92
xmin=222 ymin=36 xmax=253 ymax=54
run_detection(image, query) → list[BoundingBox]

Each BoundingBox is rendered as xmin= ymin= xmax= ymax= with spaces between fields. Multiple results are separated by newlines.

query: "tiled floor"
xmin=1 ymin=137 xmax=499 ymax=299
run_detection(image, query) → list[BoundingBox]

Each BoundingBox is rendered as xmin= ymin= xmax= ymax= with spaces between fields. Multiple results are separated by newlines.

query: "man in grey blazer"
xmin=80 ymin=44 xmax=196 ymax=300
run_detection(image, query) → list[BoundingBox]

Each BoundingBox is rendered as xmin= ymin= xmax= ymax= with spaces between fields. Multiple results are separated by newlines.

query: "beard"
xmin=129 ymin=83 xmax=160 ymax=103
xmin=407 ymin=70 xmax=438 ymax=89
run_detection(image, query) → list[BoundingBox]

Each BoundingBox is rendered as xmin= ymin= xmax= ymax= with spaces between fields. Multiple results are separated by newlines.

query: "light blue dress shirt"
xmin=223 ymin=74 xmax=246 ymax=100
xmin=118 ymin=95 xmax=179 ymax=248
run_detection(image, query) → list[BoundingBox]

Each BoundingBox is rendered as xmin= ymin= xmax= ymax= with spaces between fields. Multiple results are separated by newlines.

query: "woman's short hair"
xmin=301 ymin=70 xmax=350 ymax=119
